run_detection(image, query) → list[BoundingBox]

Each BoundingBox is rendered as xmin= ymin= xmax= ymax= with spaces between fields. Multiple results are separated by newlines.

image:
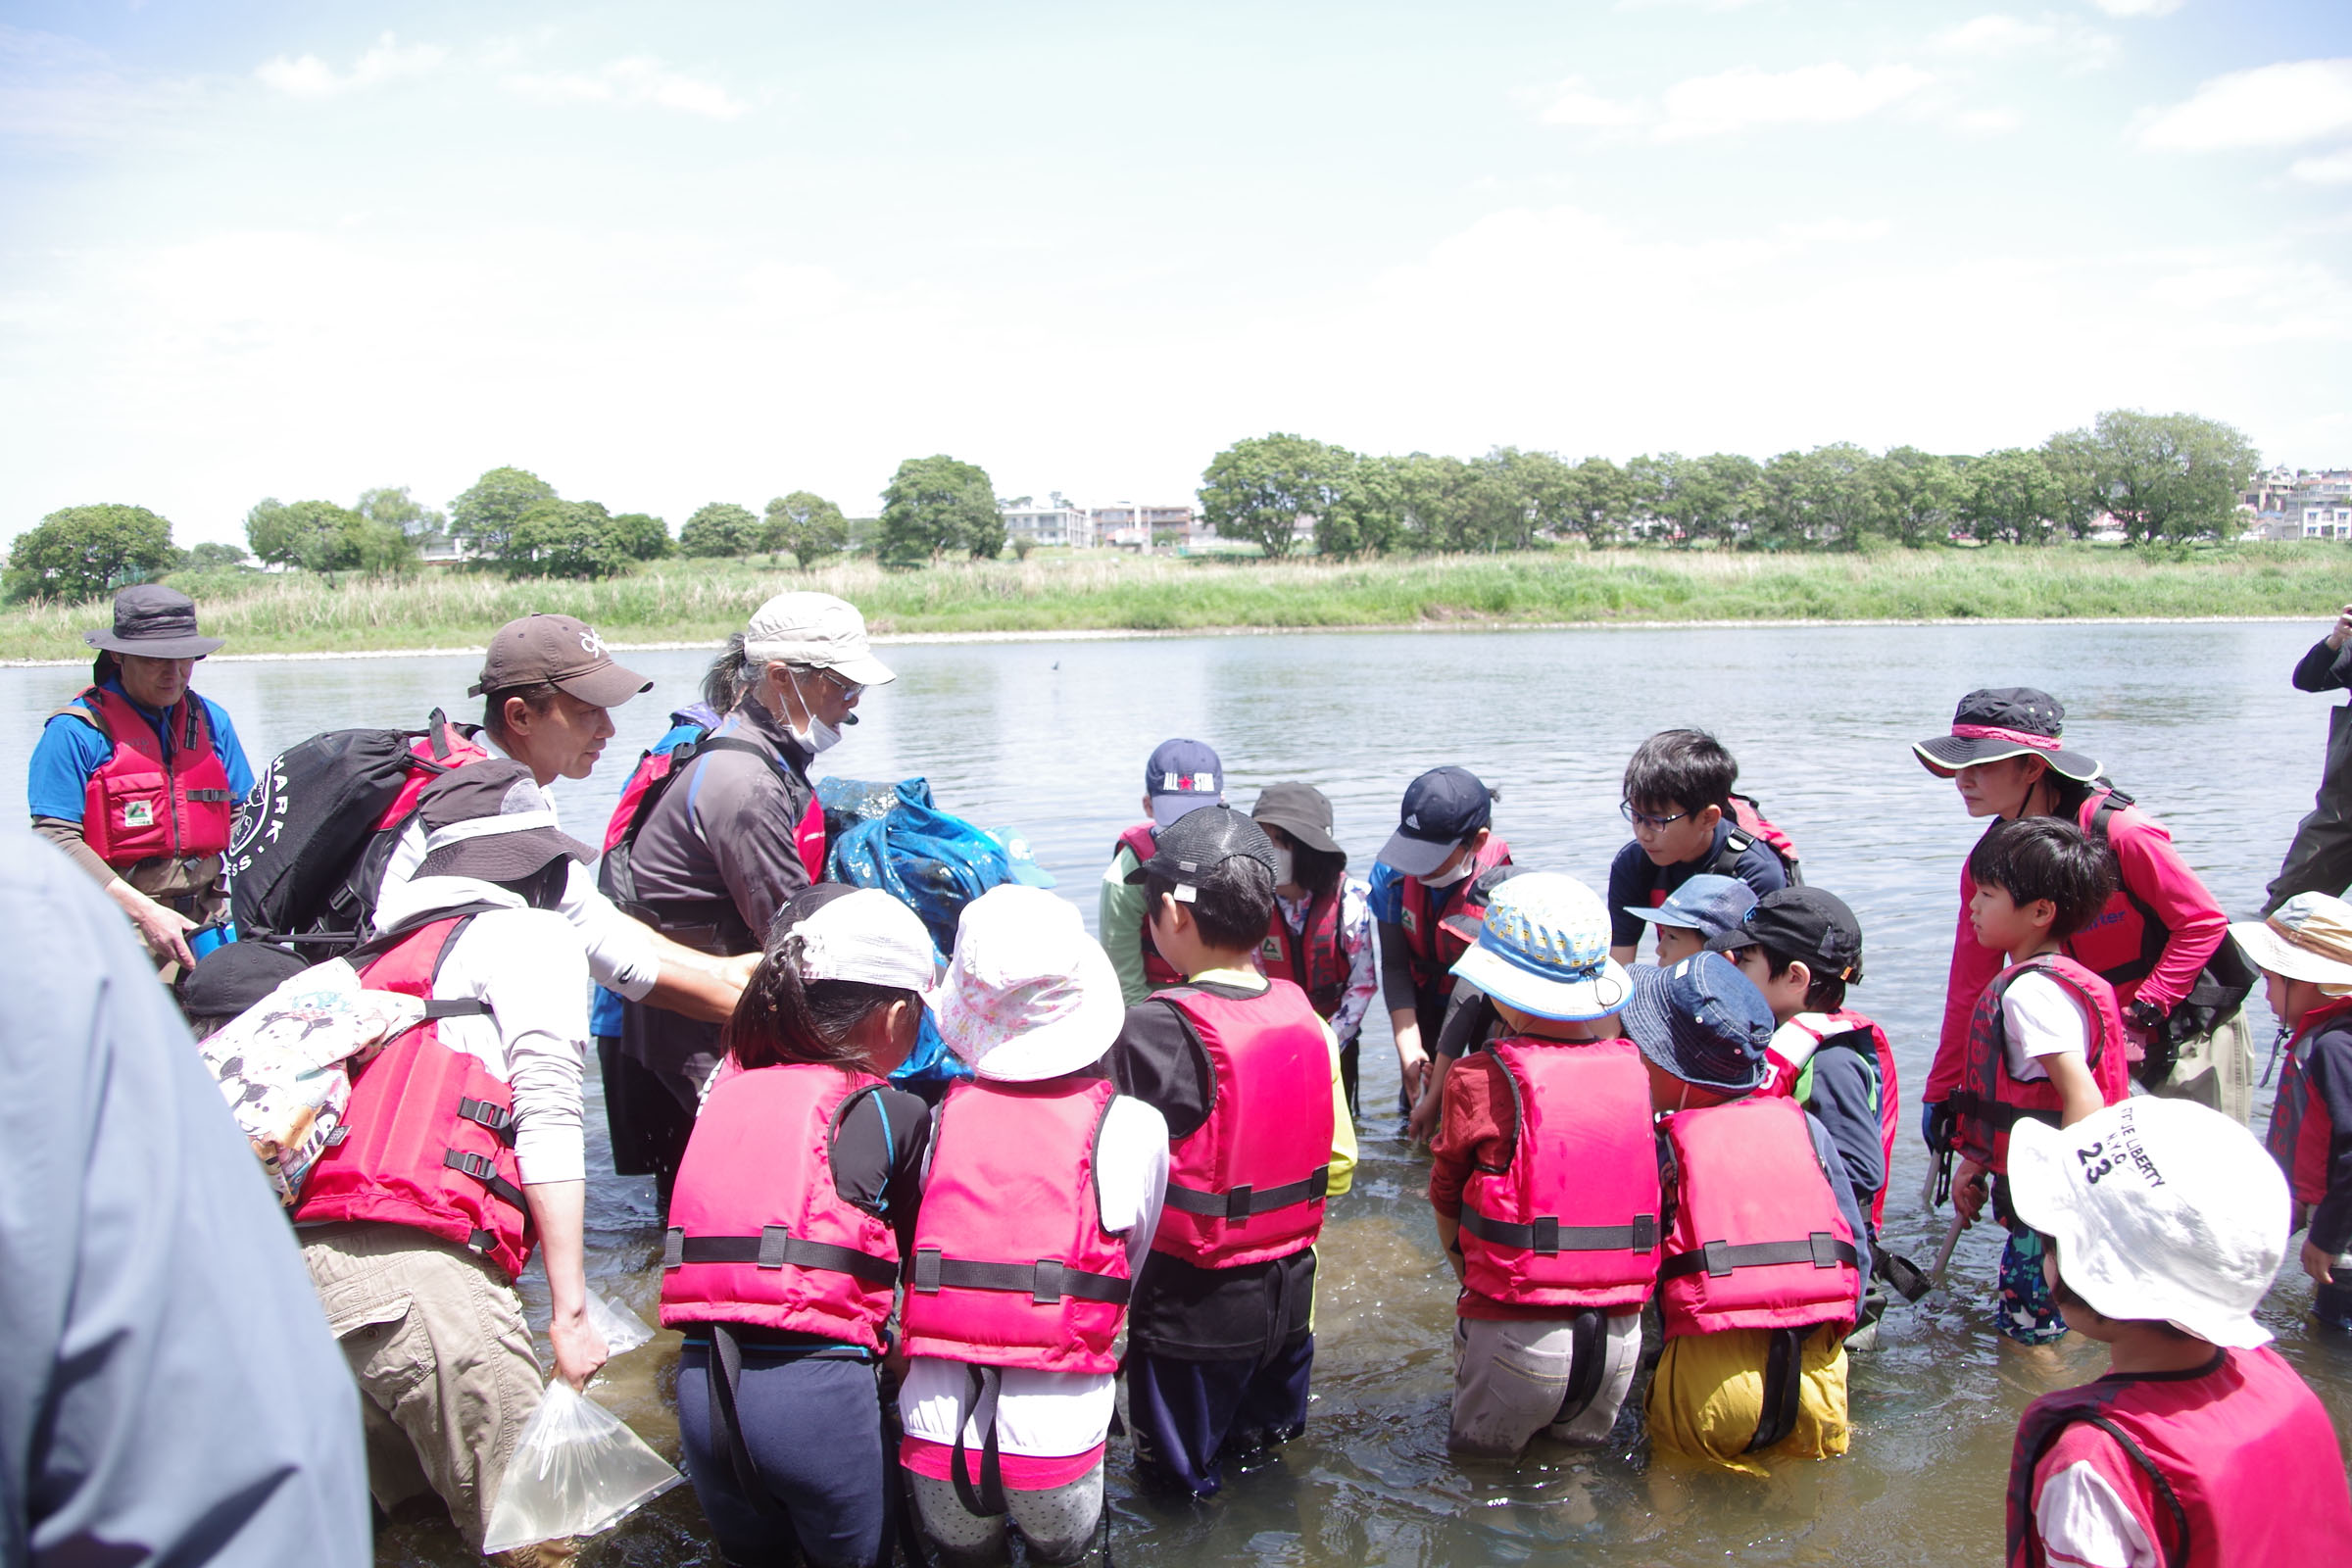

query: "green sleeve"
xmin=1100 ymin=845 xmax=1150 ymax=1008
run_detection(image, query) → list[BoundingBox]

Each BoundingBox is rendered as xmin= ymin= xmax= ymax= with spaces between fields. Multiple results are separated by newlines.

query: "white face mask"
xmin=781 ymin=669 xmax=844 ymax=754
xmin=1268 ymin=845 xmax=1296 ymax=886
xmin=1419 ymin=856 xmax=1474 ymax=889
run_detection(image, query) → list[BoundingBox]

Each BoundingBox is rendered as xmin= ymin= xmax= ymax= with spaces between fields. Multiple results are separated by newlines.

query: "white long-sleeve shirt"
xmin=369 ymin=874 xmax=591 ymax=1186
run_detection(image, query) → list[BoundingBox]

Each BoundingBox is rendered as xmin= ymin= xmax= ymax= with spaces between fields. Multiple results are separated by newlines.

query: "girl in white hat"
xmin=896 ymin=886 xmax=1168 ymax=1566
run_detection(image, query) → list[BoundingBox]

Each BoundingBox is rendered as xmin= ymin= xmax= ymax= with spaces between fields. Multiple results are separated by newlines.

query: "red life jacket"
xmin=659 ymin=1063 xmax=902 ymax=1350
xmin=1950 ymin=954 xmax=2132 ymax=1172
xmin=1154 ymin=981 xmax=1336 ymax=1268
xmin=900 ymin=1078 xmax=1132 ymax=1374
xmin=1458 ymin=1038 xmax=1662 ymax=1309
xmin=1721 ymin=793 xmax=1801 ymax=885
xmin=602 ymin=729 xmax=827 ymax=937
xmin=63 ymin=685 xmax=237 ymax=866
xmin=1396 ymin=837 xmax=1514 ymax=995
xmin=603 ymin=724 xmax=707 ymax=854
xmin=1259 ymin=885 xmax=1348 ymax=1018
xmin=2265 ymin=998 xmax=2352 ymax=1208
xmin=369 ymin=713 xmax=492 ymax=835
xmin=1657 ymin=1095 xmax=1860 ymax=1338
xmin=1116 ymin=821 xmax=1185 ymax=989
xmin=292 ymin=914 xmax=535 ymax=1281
xmin=1760 ymin=1010 xmax=1901 ymax=1227
xmin=2005 ymin=1347 xmax=2352 ymax=1568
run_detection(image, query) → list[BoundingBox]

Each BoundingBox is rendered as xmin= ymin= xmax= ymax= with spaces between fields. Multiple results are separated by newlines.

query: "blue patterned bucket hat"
xmin=1449 ymin=871 xmax=1634 ymax=1022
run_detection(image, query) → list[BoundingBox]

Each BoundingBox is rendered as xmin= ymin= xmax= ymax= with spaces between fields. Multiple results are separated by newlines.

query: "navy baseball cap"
xmin=1706 ymin=886 xmax=1866 ymax=984
xmin=1379 ymin=765 xmax=1494 ymax=878
xmin=1622 ymin=953 xmax=1775 ymax=1094
xmin=1146 ymin=738 xmax=1225 ymax=828
xmin=1626 ymin=873 xmax=1755 ymax=941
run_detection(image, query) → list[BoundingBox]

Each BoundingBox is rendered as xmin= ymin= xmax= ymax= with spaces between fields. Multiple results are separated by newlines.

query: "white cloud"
xmin=2291 ymin=148 xmax=2352 ymax=185
xmin=1655 ymin=62 xmax=1935 ymax=141
xmin=254 ymin=32 xmax=445 ymax=99
xmin=1953 ymin=106 xmax=2027 ymax=135
xmin=1539 ymin=76 xmax=1643 ymax=127
xmin=504 ymin=57 xmax=745 ymax=119
xmin=2085 ymin=0 xmax=2181 ymax=15
xmin=2138 ymin=59 xmax=2352 ymax=150
xmin=1935 ymin=16 xmax=2057 ymax=56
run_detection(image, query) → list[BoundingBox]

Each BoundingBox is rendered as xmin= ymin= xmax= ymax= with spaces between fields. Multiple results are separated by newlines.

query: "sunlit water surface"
xmin=6 ymin=621 xmax=2346 ymax=1566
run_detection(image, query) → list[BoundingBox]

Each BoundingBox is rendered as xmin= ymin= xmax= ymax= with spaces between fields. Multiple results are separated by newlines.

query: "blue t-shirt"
xmin=1364 ymin=859 xmax=1408 ymax=926
xmin=1605 ymin=820 xmax=1788 ymax=950
xmin=26 ymin=680 xmax=257 ymax=825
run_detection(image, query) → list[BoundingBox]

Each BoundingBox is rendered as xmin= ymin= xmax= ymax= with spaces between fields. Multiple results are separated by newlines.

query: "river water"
xmin=5 ymin=621 xmax=2347 ymax=1566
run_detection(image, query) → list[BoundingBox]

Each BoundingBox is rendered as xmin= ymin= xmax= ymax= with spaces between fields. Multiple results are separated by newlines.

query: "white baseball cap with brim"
xmin=2008 ymin=1097 xmax=2288 ymax=1348
xmin=2230 ymin=892 xmax=2352 ymax=990
xmin=786 ymin=888 xmax=938 ymax=1003
xmin=744 ymin=591 xmax=897 ymax=688
xmin=1450 ymin=871 xmax=1634 ymax=1022
xmin=935 ymin=885 xmax=1123 ymax=1082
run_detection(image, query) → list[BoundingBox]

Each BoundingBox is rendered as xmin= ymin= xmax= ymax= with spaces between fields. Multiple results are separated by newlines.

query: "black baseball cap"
xmin=1378 ymin=766 xmax=1494 ymax=878
xmin=1706 ymin=886 xmax=1866 ymax=984
xmin=1912 ymin=687 xmax=2100 ymax=783
xmin=1125 ymin=804 xmax=1277 ymax=890
xmin=1250 ymin=782 xmax=1343 ymax=856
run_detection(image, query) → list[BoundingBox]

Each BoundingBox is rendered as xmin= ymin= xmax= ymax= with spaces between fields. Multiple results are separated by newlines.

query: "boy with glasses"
xmin=1606 ymin=730 xmax=1792 ymax=966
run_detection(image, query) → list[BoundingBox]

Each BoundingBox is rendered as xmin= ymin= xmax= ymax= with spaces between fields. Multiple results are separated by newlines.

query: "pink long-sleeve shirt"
xmin=1928 ymin=794 xmax=2228 ymax=1103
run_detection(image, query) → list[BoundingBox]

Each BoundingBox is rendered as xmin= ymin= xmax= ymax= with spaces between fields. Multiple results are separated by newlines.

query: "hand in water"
xmin=2304 ymin=1238 xmax=2342 ymax=1289
xmin=1405 ymin=1088 xmax=1441 ymax=1145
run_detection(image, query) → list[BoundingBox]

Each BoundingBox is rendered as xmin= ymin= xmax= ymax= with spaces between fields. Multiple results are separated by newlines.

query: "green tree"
xmin=1558 ymin=457 xmax=1631 ymax=545
xmin=879 ymin=456 xmax=1001 ymax=566
xmin=1198 ymin=434 xmax=1354 ymax=560
xmin=680 ymin=502 xmax=763 ymax=559
xmin=1960 ymin=448 xmax=2063 ymax=544
xmin=2079 ymin=410 xmax=2262 ymax=543
xmin=2040 ymin=429 xmax=2106 ymax=540
xmin=1750 ymin=445 xmax=1875 ymax=550
xmin=1316 ymin=453 xmax=1408 ymax=557
xmin=1684 ymin=453 xmax=1762 ymax=547
xmin=1871 ymin=447 xmax=1962 ymax=548
xmin=244 ymin=498 xmax=407 ymax=572
xmin=5 ymin=504 xmax=176 ymax=602
xmin=449 ymin=466 xmax=558 ymax=558
xmin=186 ymin=540 xmax=250 ymax=571
xmin=357 ymin=485 xmax=446 ymax=539
xmin=506 ymin=499 xmax=629 ymax=578
xmin=1623 ymin=453 xmax=1688 ymax=545
xmin=609 ymin=512 xmax=671 ymax=562
xmin=763 ymin=491 xmax=850 ymax=566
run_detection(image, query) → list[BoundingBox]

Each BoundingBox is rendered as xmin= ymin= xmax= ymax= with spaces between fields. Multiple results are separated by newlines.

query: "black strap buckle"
xmin=758 ymin=1226 xmax=791 ymax=1269
xmin=1031 ymin=1259 xmax=1065 ymax=1304
xmin=1224 ymin=1184 xmax=1254 ymax=1221
xmin=1531 ymin=1216 xmax=1561 ymax=1255
xmin=913 ymin=1248 xmax=944 ymax=1294
xmin=1809 ymin=1231 xmax=1840 ymax=1268
xmin=1632 ymin=1214 xmax=1657 ymax=1251
xmin=443 ymin=1149 xmax=496 ymax=1181
xmin=466 ymin=1228 xmax=497 ymax=1254
xmin=662 ymin=1227 xmax=684 ymax=1269
xmin=1702 ymin=1239 xmax=1735 ymax=1278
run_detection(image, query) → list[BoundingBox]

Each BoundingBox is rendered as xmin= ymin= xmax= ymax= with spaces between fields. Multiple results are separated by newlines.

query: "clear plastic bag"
xmin=478 ymin=1382 xmax=681 ymax=1553
xmin=584 ymin=1287 xmax=654 ymax=1358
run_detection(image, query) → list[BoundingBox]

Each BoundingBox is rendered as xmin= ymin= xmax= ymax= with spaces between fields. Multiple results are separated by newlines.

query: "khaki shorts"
xmin=1449 ymin=1312 xmax=1642 ymax=1457
xmin=301 ymin=1221 xmax=545 ymax=1549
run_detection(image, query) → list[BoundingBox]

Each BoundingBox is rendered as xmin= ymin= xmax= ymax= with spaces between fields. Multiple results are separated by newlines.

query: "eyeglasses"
xmin=812 ymin=669 xmax=864 ymax=699
xmin=1620 ymin=802 xmax=1690 ymax=830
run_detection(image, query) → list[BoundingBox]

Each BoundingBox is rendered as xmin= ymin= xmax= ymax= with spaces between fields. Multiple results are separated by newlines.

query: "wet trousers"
xmin=1448 ymin=1311 xmax=1642 ymax=1457
xmin=1126 ymin=1334 xmax=1314 ymax=1497
xmin=906 ymin=1465 xmax=1103 ymax=1566
xmin=674 ymin=1340 xmax=894 ymax=1568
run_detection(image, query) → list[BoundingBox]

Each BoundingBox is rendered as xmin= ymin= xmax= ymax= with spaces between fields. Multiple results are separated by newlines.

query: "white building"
xmin=1000 ymin=493 xmax=1093 ymax=549
xmin=2305 ymin=506 xmax=2352 ymax=541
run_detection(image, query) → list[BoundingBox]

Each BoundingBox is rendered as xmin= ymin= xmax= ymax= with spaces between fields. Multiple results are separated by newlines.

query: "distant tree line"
xmin=1199 ymin=411 xmax=2263 ymax=559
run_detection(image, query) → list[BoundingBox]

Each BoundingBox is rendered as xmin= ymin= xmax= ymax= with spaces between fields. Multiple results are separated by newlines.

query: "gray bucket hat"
xmin=84 ymin=585 xmax=224 ymax=660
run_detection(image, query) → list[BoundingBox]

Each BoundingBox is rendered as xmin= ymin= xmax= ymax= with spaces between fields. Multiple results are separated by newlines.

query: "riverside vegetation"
xmin=7 ymin=544 xmax=2352 ymax=663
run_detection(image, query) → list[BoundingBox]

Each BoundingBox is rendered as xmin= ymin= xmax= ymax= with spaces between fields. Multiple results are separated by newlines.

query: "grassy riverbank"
xmin=7 ymin=543 xmax=2350 ymax=661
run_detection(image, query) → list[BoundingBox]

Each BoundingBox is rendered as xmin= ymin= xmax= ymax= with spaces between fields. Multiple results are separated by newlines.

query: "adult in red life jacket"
xmin=293 ymin=760 xmax=610 ymax=1558
xmin=2002 ymin=1096 xmax=2352 ymax=1567
xmin=1626 ymin=954 xmax=1873 ymax=1473
xmin=26 ymin=586 xmax=255 ymax=975
xmin=1106 ymin=805 xmax=1355 ymax=1498
xmin=1944 ymin=816 xmax=2132 ymax=1348
xmin=1098 ymin=736 xmax=1225 ymax=1007
xmin=1913 ymin=689 xmax=2248 ymax=1134
xmin=1605 ymin=729 xmax=1793 ymax=968
xmin=1426 ymin=872 xmax=1653 ymax=1458
xmin=1372 ymin=765 xmax=1511 ymax=1126
xmin=2231 ymin=894 xmax=2352 ymax=1332
xmin=897 ymin=886 xmax=1169 ymax=1566
xmin=1250 ymin=782 xmax=1379 ymax=1115
xmin=661 ymin=885 xmax=936 ymax=1568
xmin=615 ymin=593 xmax=895 ymax=1197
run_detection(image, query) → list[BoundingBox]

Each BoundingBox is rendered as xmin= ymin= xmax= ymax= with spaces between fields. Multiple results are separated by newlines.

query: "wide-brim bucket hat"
xmin=83 ymin=584 xmax=224 ymax=660
xmin=1449 ymin=871 xmax=1633 ymax=1022
xmin=936 ymin=885 xmax=1123 ymax=1083
xmin=2230 ymin=893 xmax=2352 ymax=990
xmin=1913 ymin=687 xmax=2100 ymax=782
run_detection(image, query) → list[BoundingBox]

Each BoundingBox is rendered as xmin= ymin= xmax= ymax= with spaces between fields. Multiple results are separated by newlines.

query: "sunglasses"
xmin=1620 ymin=802 xmax=1690 ymax=830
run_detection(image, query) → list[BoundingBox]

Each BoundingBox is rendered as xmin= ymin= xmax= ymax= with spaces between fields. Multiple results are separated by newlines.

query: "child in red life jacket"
xmin=1427 ymin=872 xmax=1651 ymax=1458
xmin=895 ymin=886 xmax=1169 ymax=1566
xmin=1943 ymin=815 xmax=2132 ymax=1347
xmin=1627 ymin=954 xmax=1873 ymax=1473
xmin=2003 ymin=1097 xmax=2352 ymax=1567
xmin=1709 ymin=888 xmax=1902 ymax=1339
xmin=1107 ymin=806 xmax=1356 ymax=1498
xmin=2231 ymin=892 xmax=2352 ymax=1331
xmin=1605 ymin=730 xmax=1791 ymax=969
xmin=660 ymin=887 xmax=938 ymax=1568
xmin=1250 ymin=783 xmax=1379 ymax=1118
xmin=1371 ymin=766 xmax=1511 ymax=1134
xmin=1098 ymin=738 xmax=1226 ymax=1009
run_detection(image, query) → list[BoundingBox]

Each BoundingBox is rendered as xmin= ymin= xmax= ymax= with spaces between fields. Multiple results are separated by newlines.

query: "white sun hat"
xmin=2007 ymin=1097 xmax=2289 ymax=1349
xmin=784 ymin=888 xmax=937 ymax=1001
xmin=935 ymin=885 xmax=1123 ymax=1083
xmin=743 ymin=591 xmax=897 ymax=688
xmin=1449 ymin=871 xmax=1634 ymax=1022
xmin=2230 ymin=892 xmax=2352 ymax=991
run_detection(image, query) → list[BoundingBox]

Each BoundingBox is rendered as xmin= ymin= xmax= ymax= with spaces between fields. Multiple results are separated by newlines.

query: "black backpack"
xmin=228 ymin=710 xmax=488 ymax=959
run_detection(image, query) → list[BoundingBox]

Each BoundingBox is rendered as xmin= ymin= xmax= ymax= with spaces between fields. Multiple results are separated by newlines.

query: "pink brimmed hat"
xmin=1913 ymin=687 xmax=2102 ymax=782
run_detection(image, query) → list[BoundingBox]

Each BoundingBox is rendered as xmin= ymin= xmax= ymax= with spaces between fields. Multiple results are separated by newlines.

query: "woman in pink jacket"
xmin=1913 ymin=688 xmax=2244 ymax=1129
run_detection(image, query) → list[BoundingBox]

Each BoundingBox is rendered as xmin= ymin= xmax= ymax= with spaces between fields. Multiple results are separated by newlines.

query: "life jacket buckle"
xmin=1030 ymin=1259 xmax=1065 ymax=1304
xmin=1808 ymin=1232 xmax=1839 ymax=1268
xmin=662 ymin=1227 xmax=685 ymax=1270
xmin=1224 ymin=1184 xmax=1255 ymax=1221
xmin=443 ymin=1149 xmax=496 ymax=1182
xmin=1632 ymin=1213 xmax=1657 ymax=1251
xmin=1530 ymin=1216 xmax=1561 ymax=1256
xmin=757 ymin=1226 xmax=792 ymax=1269
xmin=913 ymin=1247 xmax=944 ymax=1294
xmin=1701 ymin=1239 xmax=1736 ymax=1278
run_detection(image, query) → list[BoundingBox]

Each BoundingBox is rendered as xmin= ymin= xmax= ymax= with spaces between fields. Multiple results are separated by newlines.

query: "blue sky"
xmin=4 ymin=1 xmax=2349 ymax=547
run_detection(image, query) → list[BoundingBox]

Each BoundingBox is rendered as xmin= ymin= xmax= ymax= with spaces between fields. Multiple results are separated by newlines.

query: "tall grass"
xmin=7 ymin=544 xmax=2349 ymax=662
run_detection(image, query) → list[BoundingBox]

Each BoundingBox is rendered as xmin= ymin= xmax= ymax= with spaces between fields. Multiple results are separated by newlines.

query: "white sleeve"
xmin=1098 ymin=1095 xmax=1170 ymax=1272
xmin=2034 ymin=1459 xmax=2161 ymax=1568
xmin=474 ymin=909 xmax=591 ymax=1186
xmin=373 ymin=820 xmax=426 ymax=907
xmin=2002 ymin=971 xmax=2092 ymax=1082
xmin=558 ymin=859 xmax=662 ymax=1001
